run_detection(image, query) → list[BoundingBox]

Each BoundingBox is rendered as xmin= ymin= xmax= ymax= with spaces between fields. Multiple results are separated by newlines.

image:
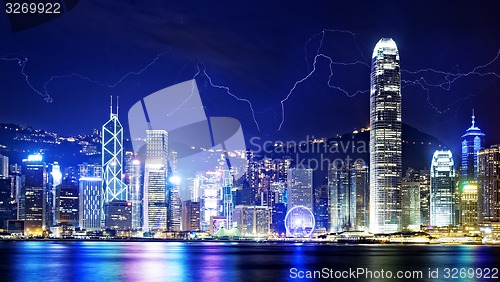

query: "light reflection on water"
xmin=0 ymin=242 xmax=499 ymax=282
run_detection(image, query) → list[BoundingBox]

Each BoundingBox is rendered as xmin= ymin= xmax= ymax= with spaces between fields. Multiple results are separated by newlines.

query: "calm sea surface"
xmin=0 ymin=241 xmax=499 ymax=281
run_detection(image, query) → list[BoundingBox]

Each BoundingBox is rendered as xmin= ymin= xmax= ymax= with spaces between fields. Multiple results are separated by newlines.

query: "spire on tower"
xmin=471 ymin=108 xmax=476 ymax=128
xmin=110 ymin=95 xmax=114 ymax=118
xmin=116 ymin=96 xmax=119 ymax=118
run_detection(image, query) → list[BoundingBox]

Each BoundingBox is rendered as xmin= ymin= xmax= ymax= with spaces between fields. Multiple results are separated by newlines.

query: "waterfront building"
xmin=232 ymin=205 xmax=270 ymax=236
xmin=79 ymin=177 xmax=103 ymax=230
xmin=461 ymin=110 xmax=485 ymax=183
xmin=419 ymin=170 xmax=431 ymax=226
xmin=353 ymin=161 xmax=369 ymax=230
xmin=181 ymin=200 xmax=200 ymax=231
xmin=198 ymin=171 xmax=222 ymax=231
xmin=0 ymin=176 xmax=15 ymax=230
xmin=127 ymin=159 xmax=142 ymax=230
xmin=478 ymin=145 xmax=500 ymax=222
xmin=143 ymin=130 xmax=168 ymax=232
xmin=23 ymin=155 xmax=47 ymax=236
xmin=105 ymin=200 xmax=132 ymax=231
xmin=461 ymin=183 xmax=479 ymax=227
xmin=102 ymin=97 xmax=128 ymax=205
xmin=430 ymin=150 xmax=456 ymax=227
xmin=287 ymin=168 xmax=313 ymax=210
xmin=55 ymin=183 xmax=79 ymax=226
xmin=401 ymin=181 xmax=421 ymax=231
xmin=328 ymin=165 xmax=355 ymax=232
xmin=221 ymin=170 xmax=233 ymax=229
xmin=369 ymin=38 xmax=402 ymax=233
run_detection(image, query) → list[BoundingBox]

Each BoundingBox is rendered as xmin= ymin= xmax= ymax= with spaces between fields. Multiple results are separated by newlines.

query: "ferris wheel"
xmin=284 ymin=205 xmax=315 ymax=238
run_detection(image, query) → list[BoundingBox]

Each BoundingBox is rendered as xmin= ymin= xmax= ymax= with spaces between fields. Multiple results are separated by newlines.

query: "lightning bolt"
xmin=3 ymin=30 xmax=499 ymax=133
xmin=1 ymin=50 xmax=171 ymax=103
xmin=193 ymin=61 xmax=262 ymax=132
xmin=279 ymin=29 xmax=371 ymax=130
xmin=401 ymin=48 xmax=500 ymax=114
xmin=42 ymin=50 xmax=171 ymax=93
xmin=0 ymin=56 xmax=53 ymax=102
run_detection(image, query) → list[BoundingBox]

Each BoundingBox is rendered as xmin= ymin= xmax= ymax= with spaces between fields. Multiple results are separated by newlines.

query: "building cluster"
xmin=0 ymin=38 xmax=499 ymax=240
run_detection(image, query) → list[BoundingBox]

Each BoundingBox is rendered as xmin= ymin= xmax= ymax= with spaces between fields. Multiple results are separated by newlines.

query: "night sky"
xmin=1 ymin=0 xmax=499 ymax=154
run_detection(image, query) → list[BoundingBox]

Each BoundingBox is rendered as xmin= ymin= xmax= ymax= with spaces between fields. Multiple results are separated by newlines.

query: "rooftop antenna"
xmin=471 ymin=108 xmax=475 ymax=127
xmin=110 ymin=95 xmax=113 ymax=118
xmin=116 ymin=96 xmax=119 ymax=118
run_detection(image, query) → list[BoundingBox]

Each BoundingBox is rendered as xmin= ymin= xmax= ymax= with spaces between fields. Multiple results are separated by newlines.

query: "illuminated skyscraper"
xmin=78 ymin=164 xmax=103 ymax=230
xmin=0 ymin=154 xmax=8 ymax=177
xmin=328 ymin=165 xmax=354 ymax=232
xmin=430 ymin=150 xmax=456 ymax=227
xmin=221 ymin=170 xmax=233 ymax=229
xmin=353 ymin=161 xmax=370 ymax=230
xmin=287 ymin=168 xmax=313 ymax=211
xmin=478 ymin=145 xmax=500 ymax=222
xmin=461 ymin=110 xmax=485 ymax=183
xmin=287 ymin=168 xmax=314 ymax=235
xmin=143 ymin=130 xmax=168 ymax=232
xmin=102 ymin=97 xmax=128 ymax=203
xmin=369 ymin=38 xmax=402 ymax=233
xmin=127 ymin=159 xmax=142 ymax=230
xmin=55 ymin=183 xmax=79 ymax=226
xmin=23 ymin=155 xmax=47 ymax=236
xmin=401 ymin=181 xmax=421 ymax=231
xmin=419 ymin=170 xmax=431 ymax=226
xmin=198 ymin=171 xmax=222 ymax=231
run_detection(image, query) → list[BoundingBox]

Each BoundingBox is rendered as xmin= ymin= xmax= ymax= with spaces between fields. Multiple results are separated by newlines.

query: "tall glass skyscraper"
xmin=478 ymin=145 xmax=500 ymax=222
xmin=287 ymin=168 xmax=313 ymax=211
xmin=328 ymin=165 xmax=355 ymax=232
xmin=369 ymin=38 xmax=402 ymax=233
xmin=461 ymin=110 xmax=485 ymax=183
xmin=23 ymin=155 xmax=47 ymax=236
xmin=430 ymin=150 xmax=456 ymax=227
xmin=78 ymin=163 xmax=103 ymax=230
xmin=143 ymin=130 xmax=168 ymax=232
xmin=102 ymin=97 xmax=128 ymax=203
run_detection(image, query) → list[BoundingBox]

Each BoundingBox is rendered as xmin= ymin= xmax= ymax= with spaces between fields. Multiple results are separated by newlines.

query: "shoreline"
xmin=0 ymin=238 xmax=495 ymax=246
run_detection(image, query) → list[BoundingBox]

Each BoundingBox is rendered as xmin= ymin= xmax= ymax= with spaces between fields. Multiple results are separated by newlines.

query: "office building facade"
xmin=369 ymin=38 xmax=402 ymax=233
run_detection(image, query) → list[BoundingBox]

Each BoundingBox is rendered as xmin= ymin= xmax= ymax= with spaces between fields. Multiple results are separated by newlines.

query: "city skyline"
xmin=0 ymin=1 xmax=499 ymax=156
xmin=2 ymin=2 xmax=500 ymax=281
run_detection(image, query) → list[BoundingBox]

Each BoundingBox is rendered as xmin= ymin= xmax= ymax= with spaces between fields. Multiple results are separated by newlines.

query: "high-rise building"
xmin=198 ymin=171 xmax=222 ymax=231
xmin=478 ymin=145 xmax=500 ymax=222
xmin=419 ymin=170 xmax=431 ymax=226
xmin=0 ymin=177 xmax=16 ymax=230
xmin=0 ymin=154 xmax=9 ymax=177
xmin=353 ymin=161 xmax=369 ymax=230
xmin=287 ymin=168 xmax=314 ymax=234
xmin=221 ymin=170 xmax=233 ymax=229
xmin=127 ymin=159 xmax=142 ymax=230
xmin=461 ymin=110 xmax=485 ymax=183
xmin=430 ymin=150 xmax=456 ymax=227
xmin=369 ymin=38 xmax=402 ymax=233
xmin=287 ymin=168 xmax=313 ymax=210
xmin=461 ymin=183 xmax=479 ymax=226
xmin=328 ymin=166 xmax=355 ymax=232
xmin=143 ymin=130 xmax=168 ymax=232
xmin=23 ymin=155 xmax=47 ymax=236
xmin=55 ymin=183 xmax=79 ymax=226
xmin=232 ymin=205 xmax=270 ymax=236
xmin=105 ymin=200 xmax=132 ymax=231
xmin=401 ymin=181 xmax=421 ymax=231
xmin=102 ymin=97 xmax=128 ymax=203
xmin=181 ymin=200 xmax=200 ymax=231
xmin=78 ymin=163 xmax=102 ymax=230
xmin=314 ymin=184 xmax=329 ymax=230
xmin=168 ymin=184 xmax=181 ymax=232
